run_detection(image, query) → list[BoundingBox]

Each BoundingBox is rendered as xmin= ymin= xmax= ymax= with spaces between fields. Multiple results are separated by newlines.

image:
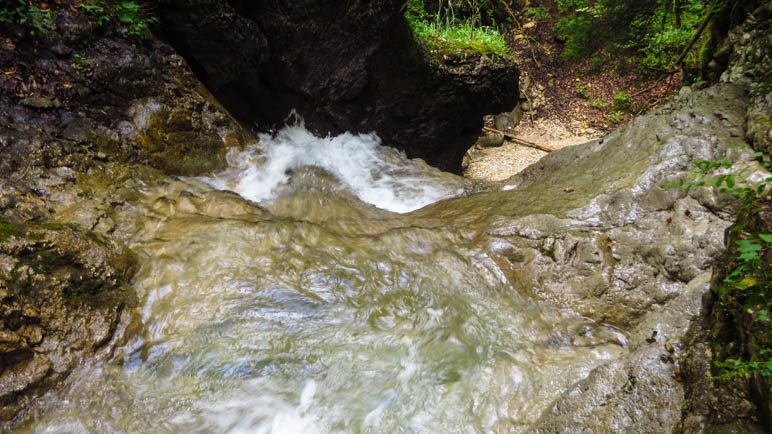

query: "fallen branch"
xmin=482 ymin=126 xmax=556 ymax=152
xmin=630 ymin=71 xmax=676 ymax=98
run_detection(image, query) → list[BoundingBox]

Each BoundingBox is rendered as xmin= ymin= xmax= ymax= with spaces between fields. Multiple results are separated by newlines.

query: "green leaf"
xmin=121 ymin=1 xmax=140 ymax=11
xmin=759 ymin=233 xmax=772 ymax=243
xmin=757 ymin=310 xmax=770 ymax=322
xmin=738 ymin=251 xmax=760 ymax=262
xmin=724 ymin=266 xmax=746 ymax=283
xmin=735 ymin=276 xmax=757 ymax=290
xmin=736 ymin=239 xmax=762 ymax=262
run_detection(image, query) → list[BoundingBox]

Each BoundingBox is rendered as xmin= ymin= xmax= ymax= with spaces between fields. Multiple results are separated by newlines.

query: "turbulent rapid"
xmin=16 ymin=125 xmax=627 ymax=433
xmin=201 ymin=122 xmax=466 ymax=214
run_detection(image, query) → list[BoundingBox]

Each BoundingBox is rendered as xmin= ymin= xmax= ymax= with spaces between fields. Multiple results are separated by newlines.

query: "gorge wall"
xmin=0 ymin=0 xmax=769 ymax=431
xmin=155 ymin=0 xmax=520 ymax=172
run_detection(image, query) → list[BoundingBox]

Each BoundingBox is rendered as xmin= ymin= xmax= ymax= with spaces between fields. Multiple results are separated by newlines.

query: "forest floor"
xmin=464 ymin=0 xmax=684 ymax=181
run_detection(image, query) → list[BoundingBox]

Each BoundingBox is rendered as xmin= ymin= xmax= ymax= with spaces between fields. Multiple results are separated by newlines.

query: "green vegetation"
xmin=606 ymin=111 xmax=623 ymax=124
xmin=678 ymin=152 xmax=772 ymax=383
xmin=575 ymin=82 xmax=591 ymax=99
xmin=552 ymin=0 xmax=760 ymax=76
xmin=612 ymin=90 xmax=634 ymax=112
xmin=80 ymin=0 xmax=156 ymax=38
xmin=0 ymin=0 xmax=54 ymax=36
xmin=713 ymin=226 xmax=772 ymax=382
xmin=678 ymin=154 xmax=771 ymax=199
xmin=525 ymin=6 xmax=551 ymax=21
xmin=714 ymin=350 xmax=772 ymax=381
xmin=71 ymin=53 xmax=90 ymax=73
xmin=0 ymin=220 xmax=21 ymax=243
xmin=0 ymin=1 xmax=155 ymax=38
xmin=405 ymin=0 xmax=509 ymax=58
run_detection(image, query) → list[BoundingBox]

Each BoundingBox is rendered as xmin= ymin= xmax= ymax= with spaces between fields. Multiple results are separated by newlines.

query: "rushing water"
xmin=17 ymin=126 xmax=625 ymax=433
xmin=201 ymin=123 xmax=465 ymax=213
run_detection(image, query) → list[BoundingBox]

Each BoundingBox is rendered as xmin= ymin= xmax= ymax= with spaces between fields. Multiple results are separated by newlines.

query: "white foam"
xmin=201 ymin=122 xmax=463 ymax=213
xmin=183 ymin=380 xmax=321 ymax=434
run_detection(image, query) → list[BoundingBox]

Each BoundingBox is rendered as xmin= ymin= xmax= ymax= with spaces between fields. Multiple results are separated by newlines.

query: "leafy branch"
xmin=676 ymin=152 xmax=772 ymax=199
xmin=80 ymin=0 xmax=156 ymax=38
xmin=0 ymin=0 xmax=54 ymax=36
xmin=713 ymin=349 xmax=772 ymax=381
xmin=676 ymin=152 xmax=771 ymax=383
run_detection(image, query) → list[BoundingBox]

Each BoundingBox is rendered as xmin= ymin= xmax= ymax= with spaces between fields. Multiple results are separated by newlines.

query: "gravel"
xmin=463 ymin=118 xmax=602 ymax=181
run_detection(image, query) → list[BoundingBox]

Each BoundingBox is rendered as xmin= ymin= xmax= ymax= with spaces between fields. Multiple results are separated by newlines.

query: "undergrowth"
xmin=80 ymin=0 xmax=156 ymax=38
xmin=552 ymin=0 xmax=759 ymax=77
xmin=0 ymin=0 xmax=156 ymax=38
xmin=678 ymin=152 xmax=772 ymax=382
xmin=405 ymin=0 xmax=509 ymax=59
xmin=0 ymin=0 xmax=54 ymax=36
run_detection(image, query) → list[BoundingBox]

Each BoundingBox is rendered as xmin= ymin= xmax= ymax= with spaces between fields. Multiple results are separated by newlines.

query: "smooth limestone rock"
xmin=155 ymin=0 xmax=519 ymax=172
xmin=408 ymin=82 xmax=761 ymax=432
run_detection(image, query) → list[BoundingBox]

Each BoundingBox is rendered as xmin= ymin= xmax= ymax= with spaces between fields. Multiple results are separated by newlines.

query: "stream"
xmin=16 ymin=125 xmax=627 ymax=433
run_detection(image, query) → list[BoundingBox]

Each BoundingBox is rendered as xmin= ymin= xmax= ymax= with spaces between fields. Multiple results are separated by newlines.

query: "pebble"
xmin=463 ymin=118 xmax=601 ymax=182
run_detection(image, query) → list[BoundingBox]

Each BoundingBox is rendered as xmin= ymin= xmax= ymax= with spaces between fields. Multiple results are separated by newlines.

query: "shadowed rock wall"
xmin=156 ymin=0 xmax=520 ymax=172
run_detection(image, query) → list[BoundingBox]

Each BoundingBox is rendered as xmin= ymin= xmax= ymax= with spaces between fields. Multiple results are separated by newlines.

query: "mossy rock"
xmin=0 ymin=220 xmax=21 ymax=243
xmin=135 ymin=107 xmax=228 ymax=176
xmin=0 ymin=219 xmax=137 ymax=422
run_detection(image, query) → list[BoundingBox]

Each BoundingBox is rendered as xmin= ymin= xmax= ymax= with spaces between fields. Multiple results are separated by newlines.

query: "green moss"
xmin=0 ymin=220 xmax=22 ymax=243
xmin=43 ymin=223 xmax=69 ymax=230
xmin=137 ymin=109 xmax=226 ymax=176
xmin=9 ymin=269 xmax=21 ymax=282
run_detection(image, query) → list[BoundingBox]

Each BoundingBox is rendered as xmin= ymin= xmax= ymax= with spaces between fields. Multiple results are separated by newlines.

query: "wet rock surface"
xmin=0 ymin=0 xmax=254 ymax=423
xmin=409 ymin=82 xmax=762 ymax=432
xmin=0 ymin=0 xmax=769 ymax=431
xmin=483 ymin=83 xmax=750 ymax=326
xmin=0 ymin=222 xmax=136 ymax=422
xmin=155 ymin=0 xmax=519 ymax=172
xmin=0 ymin=3 xmax=249 ymax=179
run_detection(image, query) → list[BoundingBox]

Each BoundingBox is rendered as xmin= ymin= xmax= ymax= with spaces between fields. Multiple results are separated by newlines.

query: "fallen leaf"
xmin=672 ymin=371 xmax=682 ymax=383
